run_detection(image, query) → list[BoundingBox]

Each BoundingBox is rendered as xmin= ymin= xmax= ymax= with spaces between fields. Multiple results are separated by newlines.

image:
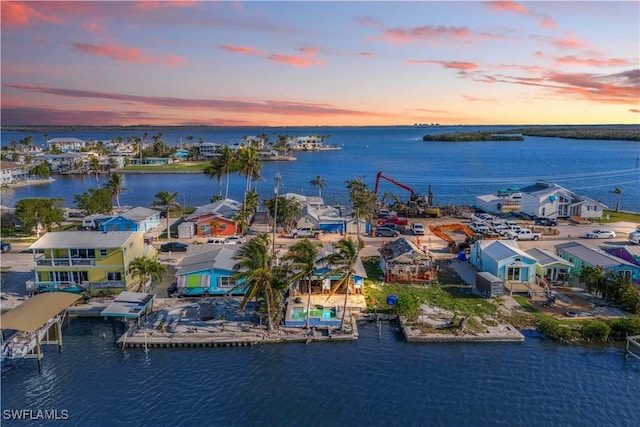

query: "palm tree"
xmin=128 ymin=256 xmax=167 ymax=292
xmin=152 ymin=191 xmax=180 ymax=239
xmin=321 ymin=236 xmax=363 ymax=331
xmin=89 ymin=156 xmax=101 ymax=185
xmin=218 ymin=145 xmax=236 ymax=199
xmin=284 ymin=238 xmax=322 ymax=329
xmin=231 ymin=233 xmax=281 ymax=331
xmin=237 ymin=146 xmax=262 ymax=194
xmin=310 ymin=175 xmax=326 ymax=198
xmin=613 ymin=187 xmax=622 ymax=212
xmin=105 ymin=173 xmax=129 ymax=208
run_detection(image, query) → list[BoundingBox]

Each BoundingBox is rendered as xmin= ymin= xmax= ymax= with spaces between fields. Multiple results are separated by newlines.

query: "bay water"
xmin=2 ymin=126 xmax=639 ymax=212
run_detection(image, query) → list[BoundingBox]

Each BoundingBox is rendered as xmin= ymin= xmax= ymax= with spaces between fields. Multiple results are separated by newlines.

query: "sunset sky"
xmin=1 ymin=1 xmax=639 ymax=126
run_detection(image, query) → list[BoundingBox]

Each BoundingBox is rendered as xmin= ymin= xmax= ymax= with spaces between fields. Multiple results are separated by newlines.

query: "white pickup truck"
xmin=506 ymin=229 xmax=541 ymax=241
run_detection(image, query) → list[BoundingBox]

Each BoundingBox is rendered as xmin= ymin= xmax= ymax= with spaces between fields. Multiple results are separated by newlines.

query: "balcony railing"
xmin=35 ymin=256 xmax=96 ymax=266
xmin=25 ymin=280 xmax=124 ymax=293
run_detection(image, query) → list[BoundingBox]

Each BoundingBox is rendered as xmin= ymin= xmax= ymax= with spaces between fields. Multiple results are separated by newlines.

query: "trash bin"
xmin=387 ymin=295 xmax=399 ymax=305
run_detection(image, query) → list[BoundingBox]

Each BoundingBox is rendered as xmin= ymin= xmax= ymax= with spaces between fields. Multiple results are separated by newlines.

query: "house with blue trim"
xmin=555 ymin=241 xmax=640 ymax=283
xmin=174 ymin=245 xmax=246 ymax=297
xmin=470 ymin=240 xmax=537 ymax=283
xmin=99 ymin=207 xmax=161 ymax=233
xmin=525 ymin=247 xmax=573 ymax=285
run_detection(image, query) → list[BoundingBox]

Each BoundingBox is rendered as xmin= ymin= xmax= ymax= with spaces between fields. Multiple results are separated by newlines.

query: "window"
xmin=219 ymin=276 xmax=237 ymax=290
xmin=507 ymin=267 xmax=521 ymax=281
xmin=618 ymin=270 xmax=633 ymax=282
xmin=129 ymin=242 xmax=134 ymax=249
xmin=70 ymin=248 xmax=95 ymax=258
xmin=100 ymin=249 xmax=108 ymax=257
xmin=107 ymin=271 xmax=122 ymax=281
xmin=218 ymin=224 xmax=227 ymax=230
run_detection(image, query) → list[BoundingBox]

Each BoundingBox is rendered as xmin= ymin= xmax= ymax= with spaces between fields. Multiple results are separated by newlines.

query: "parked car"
xmin=160 ymin=242 xmax=188 ymax=252
xmin=378 ymin=216 xmax=408 ymax=226
xmin=411 ymin=222 xmax=425 ymax=235
xmin=224 ymin=236 xmax=246 ymax=244
xmin=375 ymin=227 xmax=400 ymax=237
xmin=1 ymin=242 xmax=11 ymax=253
xmin=534 ymin=217 xmax=558 ymax=227
xmin=379 ymin=223 xmax=406 ymax=234
xmin=167 ymin=283 xmax=178 ymax=297
xmin=586 ymin=229 xmax=616 ymax=239
xmin=207 ymin=238 xmax=225 ymax=244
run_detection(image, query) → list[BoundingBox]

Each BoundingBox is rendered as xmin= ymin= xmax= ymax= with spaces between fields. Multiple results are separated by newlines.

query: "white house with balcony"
xmin=519 ymin=181 xmax=606 ymax=219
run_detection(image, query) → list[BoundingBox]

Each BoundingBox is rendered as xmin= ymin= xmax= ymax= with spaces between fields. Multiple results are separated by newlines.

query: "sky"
xmin=1 ymin=0 xmax=639 ymax=126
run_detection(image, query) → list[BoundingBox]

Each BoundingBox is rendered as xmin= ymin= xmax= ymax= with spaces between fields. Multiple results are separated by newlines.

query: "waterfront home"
xmin=194 ymin=142 xmax=221 ymax=160
xmin=36 ymin=153 xmax=93 ymax=173
xmin=294 ymin=203 xmax=371 ymax=235
xmin=288 ymin=136 xmax=333 ymax=151
xmin=99 ymin=206 xmax=161 ymax=233
xmin=556 ymin=241 xmax=640 ymax=283
xmin=82 ymin=213 xmax=113 ymax=230
xmin=27 ymin=231 xmax=151 ymax=295
xmin=46 ymin=137 xmax=86 ymax=153
xmin=185 ymin=199 xmax=242 ymax=237
xmin=525 ymin=247 xmax=573 ymax=285
xmin=475 ymin=187 xmax=522 ymax=215
xmin=128 ymin=157 xmax=173 ymax=166
xmin=174 ymin=245 xmax=245 ymax=297
xmin=601 ymin=245 xmax=640 ymax=267
xmin=0 ymin=161 xmax=29 ymax=185
xmin=469 ymin=240 xmax=537 ymax=288
xmin=519 ymin=181 xmax=606 ymax=220
xmin=378 ymin=238 xmax=434 ymax=283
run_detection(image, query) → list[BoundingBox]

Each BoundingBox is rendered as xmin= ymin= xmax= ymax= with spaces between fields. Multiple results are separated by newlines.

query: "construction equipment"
xmin=380 ymin=191 xmax=406 ymax=211
xmin=429 ymin=223 xmax=474 ymax=253
xmin=373 ymin=172 xmax=440 ymax=217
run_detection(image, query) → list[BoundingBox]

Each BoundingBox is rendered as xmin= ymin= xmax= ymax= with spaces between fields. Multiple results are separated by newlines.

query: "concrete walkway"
xmin=448 ymin=260 xmax=477 ymax=286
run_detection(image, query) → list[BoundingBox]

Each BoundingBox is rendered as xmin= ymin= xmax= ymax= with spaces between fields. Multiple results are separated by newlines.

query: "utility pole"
xmin=272 ymin=172 xmax=281 ymax=258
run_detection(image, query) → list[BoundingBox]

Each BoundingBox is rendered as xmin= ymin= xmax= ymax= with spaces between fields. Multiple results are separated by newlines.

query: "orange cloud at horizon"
xmin=71 ymin=43 xmax=188 ymax=66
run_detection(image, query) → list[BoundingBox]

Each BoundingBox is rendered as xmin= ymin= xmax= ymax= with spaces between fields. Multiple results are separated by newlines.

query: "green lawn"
xmin=122 ymin=161 xmax=208 ymax=173
xmin=602 ymin=210 xmax=640 ymax=223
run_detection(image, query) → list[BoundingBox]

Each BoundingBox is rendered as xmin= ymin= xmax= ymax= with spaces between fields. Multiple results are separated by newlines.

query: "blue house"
xmin=99 ymin=207 xmax=161 ymax=233
xmin=555 ymin=241 xmax=640 ymax=284
xmin=174 ymin=245 xmax=247 ymax=297
xmin=469 ymin=240 xmax=537 ymax=283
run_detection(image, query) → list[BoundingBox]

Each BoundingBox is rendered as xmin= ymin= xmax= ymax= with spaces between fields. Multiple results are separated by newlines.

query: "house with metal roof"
xmin=46 ymin=137 xmax=86 ymax=153
xmin=174 ymin=245 xmax=246 ymax=297
xmin=27 ymin=231 xmax=151 ymax=295
xmin=469 ymin=240 xmax=537 ymax=283
xmin=601 ymin=245 xmax=640 ymax=267
xmin=555 ymin=241 xmax=640 ymax=283
xmin=519 ymin=181 xmax=606 ymax=220
xmin=185 ymin=199 xmax=242 ymax=237
xmin=99 ymin=206 xmax=161 ymax=233
xmin=378 ymin=238 xmax=434 ymax=283
xmin=525 ymin=247 xmax=573 ymax=285
xmin=0 ymin=161 xmax=29 ymax=185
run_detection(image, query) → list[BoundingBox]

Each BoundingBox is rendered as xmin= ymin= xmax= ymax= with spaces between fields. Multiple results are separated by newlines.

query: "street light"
xmin=272 ymin=173 xmax=281 ymax=258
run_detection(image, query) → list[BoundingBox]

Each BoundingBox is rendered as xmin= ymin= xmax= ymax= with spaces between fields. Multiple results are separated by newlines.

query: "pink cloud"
xmin=1 ymin=1 xmax=61 ymax=27
xmin=550 ymin=33 xmax=590 ymax=50
xmin=267 ymin=54 xmax=324 ymax=67
xmin=630 ymin=109 xmax=640 ymax=113
xmin=552 ymin=55 xmax=630 ymax=68
xmin=484 ymin=1 xmax=557 ymax=28
xmin=461 ymin=94 xmax=496 ymax=102
xmin=382 ymin=25 xmax=473 ymax=44
xmin=218 ymin=44 xmax=262 ymax=55
xmin=71 ymin=43 xmax=187 ymax=66
xmin=407 ymin=60 xmax=480 ymax=70
xmin=298 ymin=47 xmax=319 ymax=57
xmin=359 ymin=52 xmax=374 ymax=57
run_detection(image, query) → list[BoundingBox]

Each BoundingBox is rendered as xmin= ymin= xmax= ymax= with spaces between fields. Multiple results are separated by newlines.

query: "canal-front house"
xmin=99 ymin=206 xmax=161 ymax=233
xmin=0 ymin=161 xmax=30 ymax=185
xmin=525 ymin=248 xmax=574 ymax=285
xmin=174 ymin=246 xmax=246 ymax=297
xmin=469 ymin=240 xmax=537 ymax=293
xmin=601 ymin=245 xmax=640 ymax=268
xmin=555 ymin=241 xmax=640 ymax=284
xmin=378 ymin=238 xmax=434 ymax=283
xmin=27 ymin=231 xmax=150 ymax=295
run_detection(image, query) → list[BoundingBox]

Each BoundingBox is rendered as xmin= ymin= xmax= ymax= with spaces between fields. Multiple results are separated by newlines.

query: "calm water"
xmin=2 ymin=126 xmax=639 ymax=212
xmin=1 ymin=320 xmax=639 ymax=427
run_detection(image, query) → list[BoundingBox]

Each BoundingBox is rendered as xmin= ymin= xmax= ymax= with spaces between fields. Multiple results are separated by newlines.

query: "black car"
xmin=167 ymin=283 xmax=178 ymax=297
xmin=160 ymin=242 xmax=188 ymax=252
xmin=375 ymin=227 xmax=400 ymax=237
xmin=379 ymin=223 xmax=405 ymax=234
xmin=534 ymin=217 xmax=558 ymax=227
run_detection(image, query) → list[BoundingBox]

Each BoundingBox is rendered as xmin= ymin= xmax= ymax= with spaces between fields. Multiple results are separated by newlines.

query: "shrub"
xmin=392 ymin=292 xmax=422 ymax=318
xmin=580 ymin=320 xmax=611 ymax=342
xmin=609 ymin=316 xmax=640 ymax=339
xmin=538 ymin=318 xmax=579 ymax=342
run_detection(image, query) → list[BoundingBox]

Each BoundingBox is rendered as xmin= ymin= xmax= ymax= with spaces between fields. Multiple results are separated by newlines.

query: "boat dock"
xmin=625 ymin=335 xmax=640 ymax=361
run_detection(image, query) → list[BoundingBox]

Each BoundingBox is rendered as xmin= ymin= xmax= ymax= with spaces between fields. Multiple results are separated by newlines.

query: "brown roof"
xmin=0 ymin=293 xmax=81 ymax=333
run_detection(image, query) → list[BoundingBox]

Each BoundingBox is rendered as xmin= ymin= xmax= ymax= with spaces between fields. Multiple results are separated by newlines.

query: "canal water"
xmin=2 ymin=319 xmax=639 ymax=426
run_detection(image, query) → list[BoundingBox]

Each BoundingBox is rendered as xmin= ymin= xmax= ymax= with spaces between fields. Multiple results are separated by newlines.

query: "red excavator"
xmin=373 ymin=172 xmax=440 ymax=217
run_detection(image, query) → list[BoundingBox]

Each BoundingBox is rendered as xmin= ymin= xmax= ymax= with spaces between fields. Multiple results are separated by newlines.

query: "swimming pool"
xmin=290 ymin=307 xmax=336 ymax=320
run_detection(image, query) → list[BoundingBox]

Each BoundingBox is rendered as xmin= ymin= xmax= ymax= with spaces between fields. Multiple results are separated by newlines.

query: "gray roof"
xmin=379 ymin=238 xmax=428 ymax=262
xmin=186 ymin=198 xmax=241 ymax=221
xmin=119 ymin=206 xmax=159 ymax=222
xmin=525 ymin=247 xmax=573 ymax=267
xmin=29 ymin=231 xmax=136 ymax=250
xmin=476 ymin=240 xmax=532 ymax=261
xmin=555 ymin=241 xmax=638 ymax=269
xmin=175 ymin=245 xmax=239 ymax=276
xmin=47 ymin=137 xmax=85 ymax=144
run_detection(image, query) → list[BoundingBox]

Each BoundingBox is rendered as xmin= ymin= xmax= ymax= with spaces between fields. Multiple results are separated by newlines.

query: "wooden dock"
xmin=625 ymin=335 xmax=640 ymax=360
